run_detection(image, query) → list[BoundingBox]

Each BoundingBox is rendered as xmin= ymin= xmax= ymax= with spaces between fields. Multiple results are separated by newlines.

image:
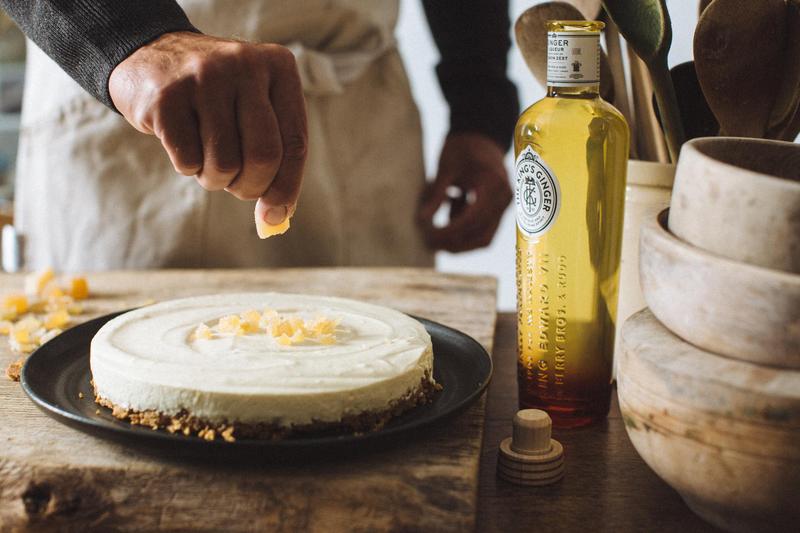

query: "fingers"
xmin=109 ymin=33 xmax=308 ymax=221
xmin=152 ymin=97 xmax=203 ymax=175
xmin=195 ymin=87 xmax=242 ymax=191
xmin=259 ymin=45 xmax=308 ymax=218
xmin=417 ymin=174 xmax=452 ymax=226
xmin=226 ymin=75 xmax=283 ymax=201
xmin=423 ymin=179 xmax=511 ymax=253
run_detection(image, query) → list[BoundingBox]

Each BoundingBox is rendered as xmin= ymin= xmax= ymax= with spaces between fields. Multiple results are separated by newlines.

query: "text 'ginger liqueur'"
xmin=515 ymin=20 xmax=629 ymax=428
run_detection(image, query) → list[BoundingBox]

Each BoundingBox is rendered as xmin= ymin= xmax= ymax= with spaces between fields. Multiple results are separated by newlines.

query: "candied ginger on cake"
xmin=194 ymin=307 xmax=342 ymax=346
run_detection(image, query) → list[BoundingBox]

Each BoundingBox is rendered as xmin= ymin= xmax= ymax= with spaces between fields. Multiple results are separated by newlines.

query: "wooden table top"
xmin=0 ymin=269 xmax=498 ymax=532
xmin=477 ymin=313 xmax=721 ymax=532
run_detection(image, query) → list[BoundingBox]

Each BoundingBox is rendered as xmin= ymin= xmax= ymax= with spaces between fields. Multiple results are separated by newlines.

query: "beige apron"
xmin=16 ymin=0 xmax=433 ymax=271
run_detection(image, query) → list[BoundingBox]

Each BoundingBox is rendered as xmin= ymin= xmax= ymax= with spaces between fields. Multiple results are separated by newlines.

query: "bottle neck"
xmin=546 ymin=84 xmax=599 ymax=98
xmin=546 ymin=27 xmax=602 ymax=99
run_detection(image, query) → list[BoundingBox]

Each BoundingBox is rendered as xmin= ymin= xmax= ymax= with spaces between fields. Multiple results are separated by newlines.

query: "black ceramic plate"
xmin=20 ymin=310 xmax=491 ymax=459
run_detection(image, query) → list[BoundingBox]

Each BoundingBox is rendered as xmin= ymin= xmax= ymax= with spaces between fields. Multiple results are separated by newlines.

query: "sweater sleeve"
xmin=421 ymin=0 xmax=519 ymax=151
xmin=0 ymin=0 xmax=197 ymax=110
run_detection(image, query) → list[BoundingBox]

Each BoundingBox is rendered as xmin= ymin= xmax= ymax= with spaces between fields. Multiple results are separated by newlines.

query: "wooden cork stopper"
xmin=497 ymin=409 xmax=564 ymax=486
xmin=512 ymin=409 xmax=552 ymax=454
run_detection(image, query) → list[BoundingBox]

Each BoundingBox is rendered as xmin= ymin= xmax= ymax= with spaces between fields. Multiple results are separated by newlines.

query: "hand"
xmin=109 ymin=31 xmax=307 ymax=226
xmin=417 ymin=132 xmax=512 ymax=252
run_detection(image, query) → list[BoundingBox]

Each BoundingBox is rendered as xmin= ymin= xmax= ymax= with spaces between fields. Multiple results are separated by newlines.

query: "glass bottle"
xmin=515 ymin=20 xmax=629 ymax=428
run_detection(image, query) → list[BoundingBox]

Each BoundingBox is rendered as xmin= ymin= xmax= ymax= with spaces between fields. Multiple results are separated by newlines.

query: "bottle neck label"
xmin=515 ymin=146 xmax=561 ymax=238
xmin=546 ymin=31 xmax=601 ymax=87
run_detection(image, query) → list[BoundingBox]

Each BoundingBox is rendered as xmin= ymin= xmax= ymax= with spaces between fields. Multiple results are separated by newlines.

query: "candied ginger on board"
xmin=2 ymin=294 xmax=28 ymax=315
xmin=4 ymin=270 xmax=93 ymax=377
xmin=24 ymin=268 xmax=55 ymax=297
xmin=69 ymin=277 xmax=90 ymax=300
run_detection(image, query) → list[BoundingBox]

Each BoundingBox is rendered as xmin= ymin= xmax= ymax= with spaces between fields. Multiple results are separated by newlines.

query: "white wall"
xmin=396 ymin=0 xmax=699 ymax=310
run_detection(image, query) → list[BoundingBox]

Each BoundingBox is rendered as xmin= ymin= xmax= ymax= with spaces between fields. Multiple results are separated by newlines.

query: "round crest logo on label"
xmin=514 ymin=146 xmax=561 ymax=237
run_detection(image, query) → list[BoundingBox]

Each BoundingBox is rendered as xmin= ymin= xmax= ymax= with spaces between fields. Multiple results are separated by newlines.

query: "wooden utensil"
xmin=768 ymin=0 xmax=800 ymax=140
xmin=669 ymin=137 xmax=800 ymax=273
xmin=603 ymin=16 xmax=636 ymax=158
xmin=515 ymin=2 xmax=614 ymax=102
xmin=694 ymin=0 xmax=787 ymax=138
xmin=698 ymin=0 xmax=713 ymax=16
xmin=628 ymin=48 xmax=668 ymax=162
xmin=603 ymin=0 xmax=685 ymax=163
xmin=652 ymin=61 xmax=718 ymax=140
xmin=567 ymin=0 xmax=603 ymax=19
xmin=619 ymin=309 xmax=800 ymax=533
xmin=640 ymin=209 xmax=800 ymax=369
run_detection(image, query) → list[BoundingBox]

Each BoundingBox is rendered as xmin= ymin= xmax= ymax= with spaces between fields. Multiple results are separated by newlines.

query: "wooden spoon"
xmin=698 ymin=0 xmax=713 ymax=16
xmin=603 ymin=0 xmax=685 ymax=163
xmin=767 ymin=0 xmax=800 ymax=140
xmin=604 ymin=17 xmax=636 ymax=158
xmin=515 ymin=2 xmax=614 ymax=102
xmin=694 ymin=0 xmax=787 ymax=138
xmin=652 ymin=62 xmax=719 ymax=141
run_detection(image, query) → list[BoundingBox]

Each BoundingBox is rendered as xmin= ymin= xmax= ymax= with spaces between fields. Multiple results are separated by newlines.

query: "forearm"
xmin=422 ymin=0 xmax=519 ymax=151
xmin=0 ymin=0 xmax=197 ymax=109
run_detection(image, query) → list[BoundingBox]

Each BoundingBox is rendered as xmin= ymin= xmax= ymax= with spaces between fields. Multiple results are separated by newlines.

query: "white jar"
xmin=613 ymin=160 xmax=675 ymax=377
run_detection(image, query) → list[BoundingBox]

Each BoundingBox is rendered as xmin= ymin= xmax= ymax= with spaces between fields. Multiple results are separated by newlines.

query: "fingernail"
xmin=265 ymin=205 xmax=288 ymax=225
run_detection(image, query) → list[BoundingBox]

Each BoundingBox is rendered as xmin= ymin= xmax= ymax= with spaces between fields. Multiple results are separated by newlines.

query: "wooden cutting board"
xmin=0 ymin=268 xmax=497 ymax=532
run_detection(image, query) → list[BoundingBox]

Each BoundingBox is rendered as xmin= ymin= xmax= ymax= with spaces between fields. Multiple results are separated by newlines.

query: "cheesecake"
xmin=90 ymin=293 xmax=438 ymax=440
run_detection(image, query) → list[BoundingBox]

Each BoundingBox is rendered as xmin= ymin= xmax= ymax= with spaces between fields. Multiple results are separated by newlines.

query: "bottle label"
xmin=514 ymin=146 xmax=561 ymax=237
xmin=547 ymin=31 xmax=600 ymax=86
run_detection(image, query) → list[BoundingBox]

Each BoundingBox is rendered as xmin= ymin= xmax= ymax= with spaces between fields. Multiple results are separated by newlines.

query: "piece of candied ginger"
xmin=191 ymin=323 xmax=213 ymax=340
xmin=254 ymin=210 xmax=291 ymax=239
xmin=217 ymin=315 xmax=243 ymax=335
xmin=69 ymin=277 xmax=90 ymax=300
xmin=319 ymin=334 xmax=336 ymax=345
xmin=3 ymin=294 xmax=28 ymax=315
xmin=44 ymin=309 xmax=70 ymax=330
xmin=308 ymin=316 xmax=340 ymax=336
xmin=240 ymin=310 xmax=262 ymax=333
xmin=24 ymin=268 xmax=55 ymax=297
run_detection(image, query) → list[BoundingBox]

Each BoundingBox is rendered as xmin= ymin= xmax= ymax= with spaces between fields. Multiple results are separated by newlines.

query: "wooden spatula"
xmin=694 ymin=0 xmax=787 ymax=138
xmin=568 ymin=0 xmax=603 ymax=19
xmin=515 ymin=2 xmax=614 ymax=102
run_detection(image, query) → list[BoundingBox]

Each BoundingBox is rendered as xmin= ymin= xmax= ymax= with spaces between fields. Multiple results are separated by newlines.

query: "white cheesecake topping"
xmin=90 ymin=293 xmax=433 ymax=425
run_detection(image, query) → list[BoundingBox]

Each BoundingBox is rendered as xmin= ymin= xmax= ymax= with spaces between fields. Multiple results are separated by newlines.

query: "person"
xmin=1 ymin=0 xmax=518 ymax=271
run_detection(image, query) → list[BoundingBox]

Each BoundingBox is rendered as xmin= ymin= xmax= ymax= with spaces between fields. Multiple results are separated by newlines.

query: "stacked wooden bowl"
xmin=618 ymin=138 xmax=800 ymax=533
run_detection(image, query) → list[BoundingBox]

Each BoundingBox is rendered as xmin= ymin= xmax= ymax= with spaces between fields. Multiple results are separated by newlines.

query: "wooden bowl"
xmin=640 ymin=209 xmax=800 ymax=369
xmin=619 ymin=309 xmax=800 ymax=533
xmin=669 ymin=137 xmax=800 ymax=273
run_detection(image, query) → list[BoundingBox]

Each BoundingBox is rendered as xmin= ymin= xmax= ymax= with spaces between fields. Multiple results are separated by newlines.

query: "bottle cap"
xmin=497 ymin=409 xmax=564 ymax=486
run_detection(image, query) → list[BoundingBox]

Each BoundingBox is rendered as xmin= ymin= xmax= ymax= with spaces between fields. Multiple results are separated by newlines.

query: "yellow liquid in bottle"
xmin=515 ymin=82 xmax=629 ymax=428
